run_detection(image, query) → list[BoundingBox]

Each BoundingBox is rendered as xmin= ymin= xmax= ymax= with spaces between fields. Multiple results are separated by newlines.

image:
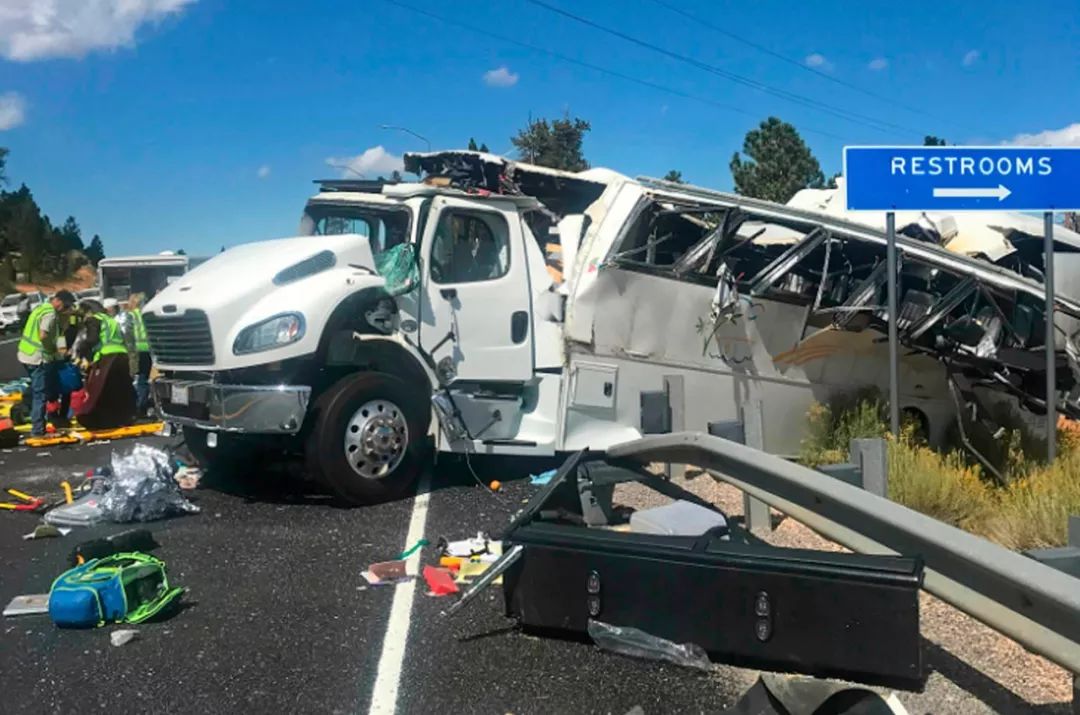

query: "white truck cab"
xmin=146 ymin=151 xmax=1080 ymax=504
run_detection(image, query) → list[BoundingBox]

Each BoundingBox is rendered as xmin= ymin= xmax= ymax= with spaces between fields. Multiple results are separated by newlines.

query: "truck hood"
xmin=144 ymin=233 xmax=386 ymax=370
xmin=147 ymin=234 xmax=375 ymax=314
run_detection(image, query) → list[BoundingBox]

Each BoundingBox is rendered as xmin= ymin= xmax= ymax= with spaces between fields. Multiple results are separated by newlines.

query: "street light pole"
xmin=379 ymin=124 xmax=431 ymax=151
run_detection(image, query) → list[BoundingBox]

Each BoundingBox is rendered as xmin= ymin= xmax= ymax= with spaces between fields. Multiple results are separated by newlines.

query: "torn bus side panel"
xmin=600 ymin=191 xmax=1080 ymax=436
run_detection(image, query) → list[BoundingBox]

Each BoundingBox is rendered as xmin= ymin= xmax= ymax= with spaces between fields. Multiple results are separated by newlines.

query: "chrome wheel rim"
xmin=344 ymin=399 xmax=409 ymax=479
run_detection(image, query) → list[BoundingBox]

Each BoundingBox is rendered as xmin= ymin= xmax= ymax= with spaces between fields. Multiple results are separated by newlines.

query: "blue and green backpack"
xmin=48 ymin=552 xmax=184 ymax=629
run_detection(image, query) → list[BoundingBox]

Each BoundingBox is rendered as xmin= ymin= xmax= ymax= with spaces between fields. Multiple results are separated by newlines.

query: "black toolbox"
xmin=500 ymin=451 xmax=926 ymax=690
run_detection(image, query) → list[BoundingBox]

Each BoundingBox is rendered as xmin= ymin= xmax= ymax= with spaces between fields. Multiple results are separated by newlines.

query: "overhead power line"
xmin=648 ymin=0 xmax=944 ymax=124
xmin=381 ymin=0 xmax=848 ymax=141
xmin=522 ymin=0 xmax=928 ymax=138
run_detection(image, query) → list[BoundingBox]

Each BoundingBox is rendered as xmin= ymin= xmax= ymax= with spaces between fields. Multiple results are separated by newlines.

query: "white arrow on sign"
xmin=932 ymin=184 xmax=1012 ymax=201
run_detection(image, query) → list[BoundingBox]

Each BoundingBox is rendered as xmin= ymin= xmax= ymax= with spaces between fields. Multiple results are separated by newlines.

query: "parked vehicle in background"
xmin=144 ymin=151 xmax=1080 ymax=505
xmin=0 ymin=293 xmax=22 ymax=331
xmin=0 ymin=291 xmax=45 ymax=333
xmin=98 ymin=252 xmax=208 ymax=303
xmin=77 ymin=289 xmax=102 ymax=303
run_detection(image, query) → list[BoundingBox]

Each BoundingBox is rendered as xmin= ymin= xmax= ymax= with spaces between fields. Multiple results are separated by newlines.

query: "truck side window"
xmin=430 ymin=211 xmax=510 ymax=284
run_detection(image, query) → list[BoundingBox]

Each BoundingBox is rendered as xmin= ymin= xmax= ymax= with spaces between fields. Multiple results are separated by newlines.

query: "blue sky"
xmin=1 ymin=0 xmax=1078 ymax=257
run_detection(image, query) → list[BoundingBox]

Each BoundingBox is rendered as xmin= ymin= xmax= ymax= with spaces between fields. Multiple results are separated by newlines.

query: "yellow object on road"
xmin=22 ymin=422 xmax=164 ymax=447
xmin=61 ymin=481 xmax=74 ymax=504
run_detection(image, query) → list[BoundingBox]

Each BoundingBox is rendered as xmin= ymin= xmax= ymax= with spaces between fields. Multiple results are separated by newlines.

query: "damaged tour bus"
xmin=145 ymin=150 xmax=1080 ymax=503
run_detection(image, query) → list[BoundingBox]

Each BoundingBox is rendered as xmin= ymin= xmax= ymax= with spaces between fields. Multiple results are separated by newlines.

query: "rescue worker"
xmin=118 ymin=293 xmax=152 ymax=416
xmin=74 ymin=299 xmax=135 ymax=430
xmin=16 ymin=290 xmax=75 ymax=436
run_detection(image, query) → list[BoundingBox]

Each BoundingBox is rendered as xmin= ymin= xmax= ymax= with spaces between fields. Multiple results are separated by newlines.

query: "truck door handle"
xmin=440 ymin=288 xmax=457 ymax=300
xmin=511 ymin=311 xmax=529 ymax=344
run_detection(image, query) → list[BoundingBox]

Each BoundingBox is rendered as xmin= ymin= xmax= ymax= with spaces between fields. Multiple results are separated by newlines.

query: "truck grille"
xmin=143 ymin=310 xmax=215 ymax=365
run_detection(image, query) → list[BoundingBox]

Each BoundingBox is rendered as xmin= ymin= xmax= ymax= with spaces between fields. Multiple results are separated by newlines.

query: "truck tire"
xmin=306 ymin=372 xmax=430 ymax=505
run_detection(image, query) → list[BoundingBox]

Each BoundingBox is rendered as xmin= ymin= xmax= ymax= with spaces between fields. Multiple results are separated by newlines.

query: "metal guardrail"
xmin=608 ymin=431 xmax=1080 ymax=675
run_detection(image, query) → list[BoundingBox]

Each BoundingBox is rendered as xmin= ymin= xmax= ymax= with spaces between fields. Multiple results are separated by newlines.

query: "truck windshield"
xmin=1 ymin=295 xmax=19 ymax=306
xmin=302 ymin=205 xmax=411 ymax=256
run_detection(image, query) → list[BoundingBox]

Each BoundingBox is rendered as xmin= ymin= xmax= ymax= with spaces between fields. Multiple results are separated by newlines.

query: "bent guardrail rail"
xmin=608 ymin=431 xmax=1080 ymax=675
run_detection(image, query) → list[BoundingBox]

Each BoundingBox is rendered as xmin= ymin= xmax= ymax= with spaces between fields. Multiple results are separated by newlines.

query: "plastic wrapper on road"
xmin=588 ymin=619 xmax=712 ymax=671
xmin=98 ymin=443 xmax=200 ymax=523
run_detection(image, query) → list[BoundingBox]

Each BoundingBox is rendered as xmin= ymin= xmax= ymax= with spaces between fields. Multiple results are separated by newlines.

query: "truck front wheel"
xmin=306 ymin=372 xmax=430 ymax=505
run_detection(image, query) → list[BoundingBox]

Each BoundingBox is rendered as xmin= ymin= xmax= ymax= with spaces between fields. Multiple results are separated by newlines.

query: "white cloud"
xmin=0 ymin=92 xmax=26 ymax=130
xmin=325 ymin=145 xmax=403 ymax=178
xmin=868 ymin=57 xmax=889 ymax=71
xmin=256 ymin=165 xmax=271 ymax=179
xmin=804 ymin=53 xmax=833 ymax=71
xmin=962 ymin=49 xmax=980 ymax=67
xmin=0 ymin=0 xmax=195 ymax=61
xmin=1010 ymin=122 xmax=1080 ymax=147
xmin=482 ymin=66 xmax=519 ymax=88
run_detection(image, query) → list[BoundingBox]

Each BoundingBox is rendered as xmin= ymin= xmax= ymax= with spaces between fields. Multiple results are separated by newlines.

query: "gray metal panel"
xmin=635 ymin=176 xmax=1080 ymax=318
xmin=607 ymin=432 xmax=1080 ymax=665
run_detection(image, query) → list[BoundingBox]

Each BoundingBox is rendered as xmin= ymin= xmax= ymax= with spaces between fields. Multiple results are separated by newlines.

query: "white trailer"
xmin=144 ymin=152 xmax=1080 ymax=504
xmin=98 ymin=253 xmax=207 ymax=303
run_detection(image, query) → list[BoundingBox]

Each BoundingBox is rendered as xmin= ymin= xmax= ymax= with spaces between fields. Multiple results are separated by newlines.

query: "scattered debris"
xmin=49 ymin=552 xmax=184 ymax=628
xmin=22 ymin=524 xmax=71 ymax=540
xmin=0 ymin=488 xmax=45 ymax=512
xmin=422 ymin=565 xmax=459 ymax=596
xmin=69 ymin=529 xmax=159 ymax=566
xmin=530 ymin=469 xmax=557 ymax=486
xmin=439 ymin=556 xmax=463 ymax=571
xmin=439 ymin=532 xmax=494 ymax=559
xmin=454 ymin=560 xmax=492 ymax=585
xmin=589 ymin=619 xmax=712 ymax=671
xmin=173 ymin=466 xmax=202 ymax=491
xmin=362 ymin=559 xmax=410 ymax=586
xmin=110 ymin=629 xmax=139 ymax=647
xmin=97 ymin=444 xmax=200 ymax=523
xmin=3 ymin=594 xmax=50 ymax=617
xmin=396 ymin=538 xmax=429 ymax=560
xmin=44 ymin=487 xmax=106 ymax=527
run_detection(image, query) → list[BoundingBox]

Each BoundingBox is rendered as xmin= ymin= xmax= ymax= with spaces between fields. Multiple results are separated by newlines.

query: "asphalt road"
xmin=0 ymin=439 xmax=754 ymax=715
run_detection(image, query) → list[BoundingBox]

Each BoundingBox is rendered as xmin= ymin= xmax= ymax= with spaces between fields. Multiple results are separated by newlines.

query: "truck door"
xmin=419 ymin=196 xmax=534 ymax=382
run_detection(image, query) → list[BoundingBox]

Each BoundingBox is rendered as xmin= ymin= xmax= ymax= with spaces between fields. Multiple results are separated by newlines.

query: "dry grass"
xmin=800 ymin=397 xmax=1080 ymax=550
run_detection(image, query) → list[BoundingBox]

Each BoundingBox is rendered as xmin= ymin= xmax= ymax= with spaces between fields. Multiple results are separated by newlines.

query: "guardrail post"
xmin=851 ymin=438 xmax=888 ymax=498
xmin=663 ymin=375 xmax=686 ymax=481
xmin=742 ymin=399 xmax=772 ymax=534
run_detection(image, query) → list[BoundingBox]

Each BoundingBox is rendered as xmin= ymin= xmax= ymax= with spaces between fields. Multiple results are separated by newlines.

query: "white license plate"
xmin=171 ymin=384 xmax=189 ymax=406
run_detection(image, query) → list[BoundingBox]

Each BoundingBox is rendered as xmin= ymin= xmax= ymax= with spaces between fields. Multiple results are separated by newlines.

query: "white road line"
xmin=0 ymin=337 xmax=20 ymax=345
xmin=367 ymin=471 xmax=432 ymax=715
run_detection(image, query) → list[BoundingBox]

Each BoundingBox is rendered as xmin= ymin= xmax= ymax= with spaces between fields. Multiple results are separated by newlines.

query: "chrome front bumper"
xmin=152 ymin=377 xmax=311 ymax=434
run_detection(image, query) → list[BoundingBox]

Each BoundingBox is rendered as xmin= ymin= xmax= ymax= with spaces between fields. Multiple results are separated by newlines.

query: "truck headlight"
xmin=233 ymin=313 xmax=306 ymax=355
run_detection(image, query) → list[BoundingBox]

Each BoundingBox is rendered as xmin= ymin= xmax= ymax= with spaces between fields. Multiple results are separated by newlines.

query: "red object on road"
xmin=422 ymin=565 xmax=459 ymax=596
xmin=69 ymin=389 xmax=88 ymax=414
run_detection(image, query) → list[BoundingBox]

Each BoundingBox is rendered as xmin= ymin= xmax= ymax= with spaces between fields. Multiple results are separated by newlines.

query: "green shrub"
xmin=888 ymin=436 xmax=994 ymax=532
xmin=800 ymin=399 xmax=1080 ymax=549
xmin=800 ymin=391 xmax=888 ymax=467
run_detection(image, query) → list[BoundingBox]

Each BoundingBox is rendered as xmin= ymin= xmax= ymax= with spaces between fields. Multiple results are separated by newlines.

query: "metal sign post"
xmin=1045 ymin=212 xmax=1057 ymax=462
xmin=885 ymin=212 xmax=900 ymax=436
xmin=844 ymin=145 xmax=1080 ymax=461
